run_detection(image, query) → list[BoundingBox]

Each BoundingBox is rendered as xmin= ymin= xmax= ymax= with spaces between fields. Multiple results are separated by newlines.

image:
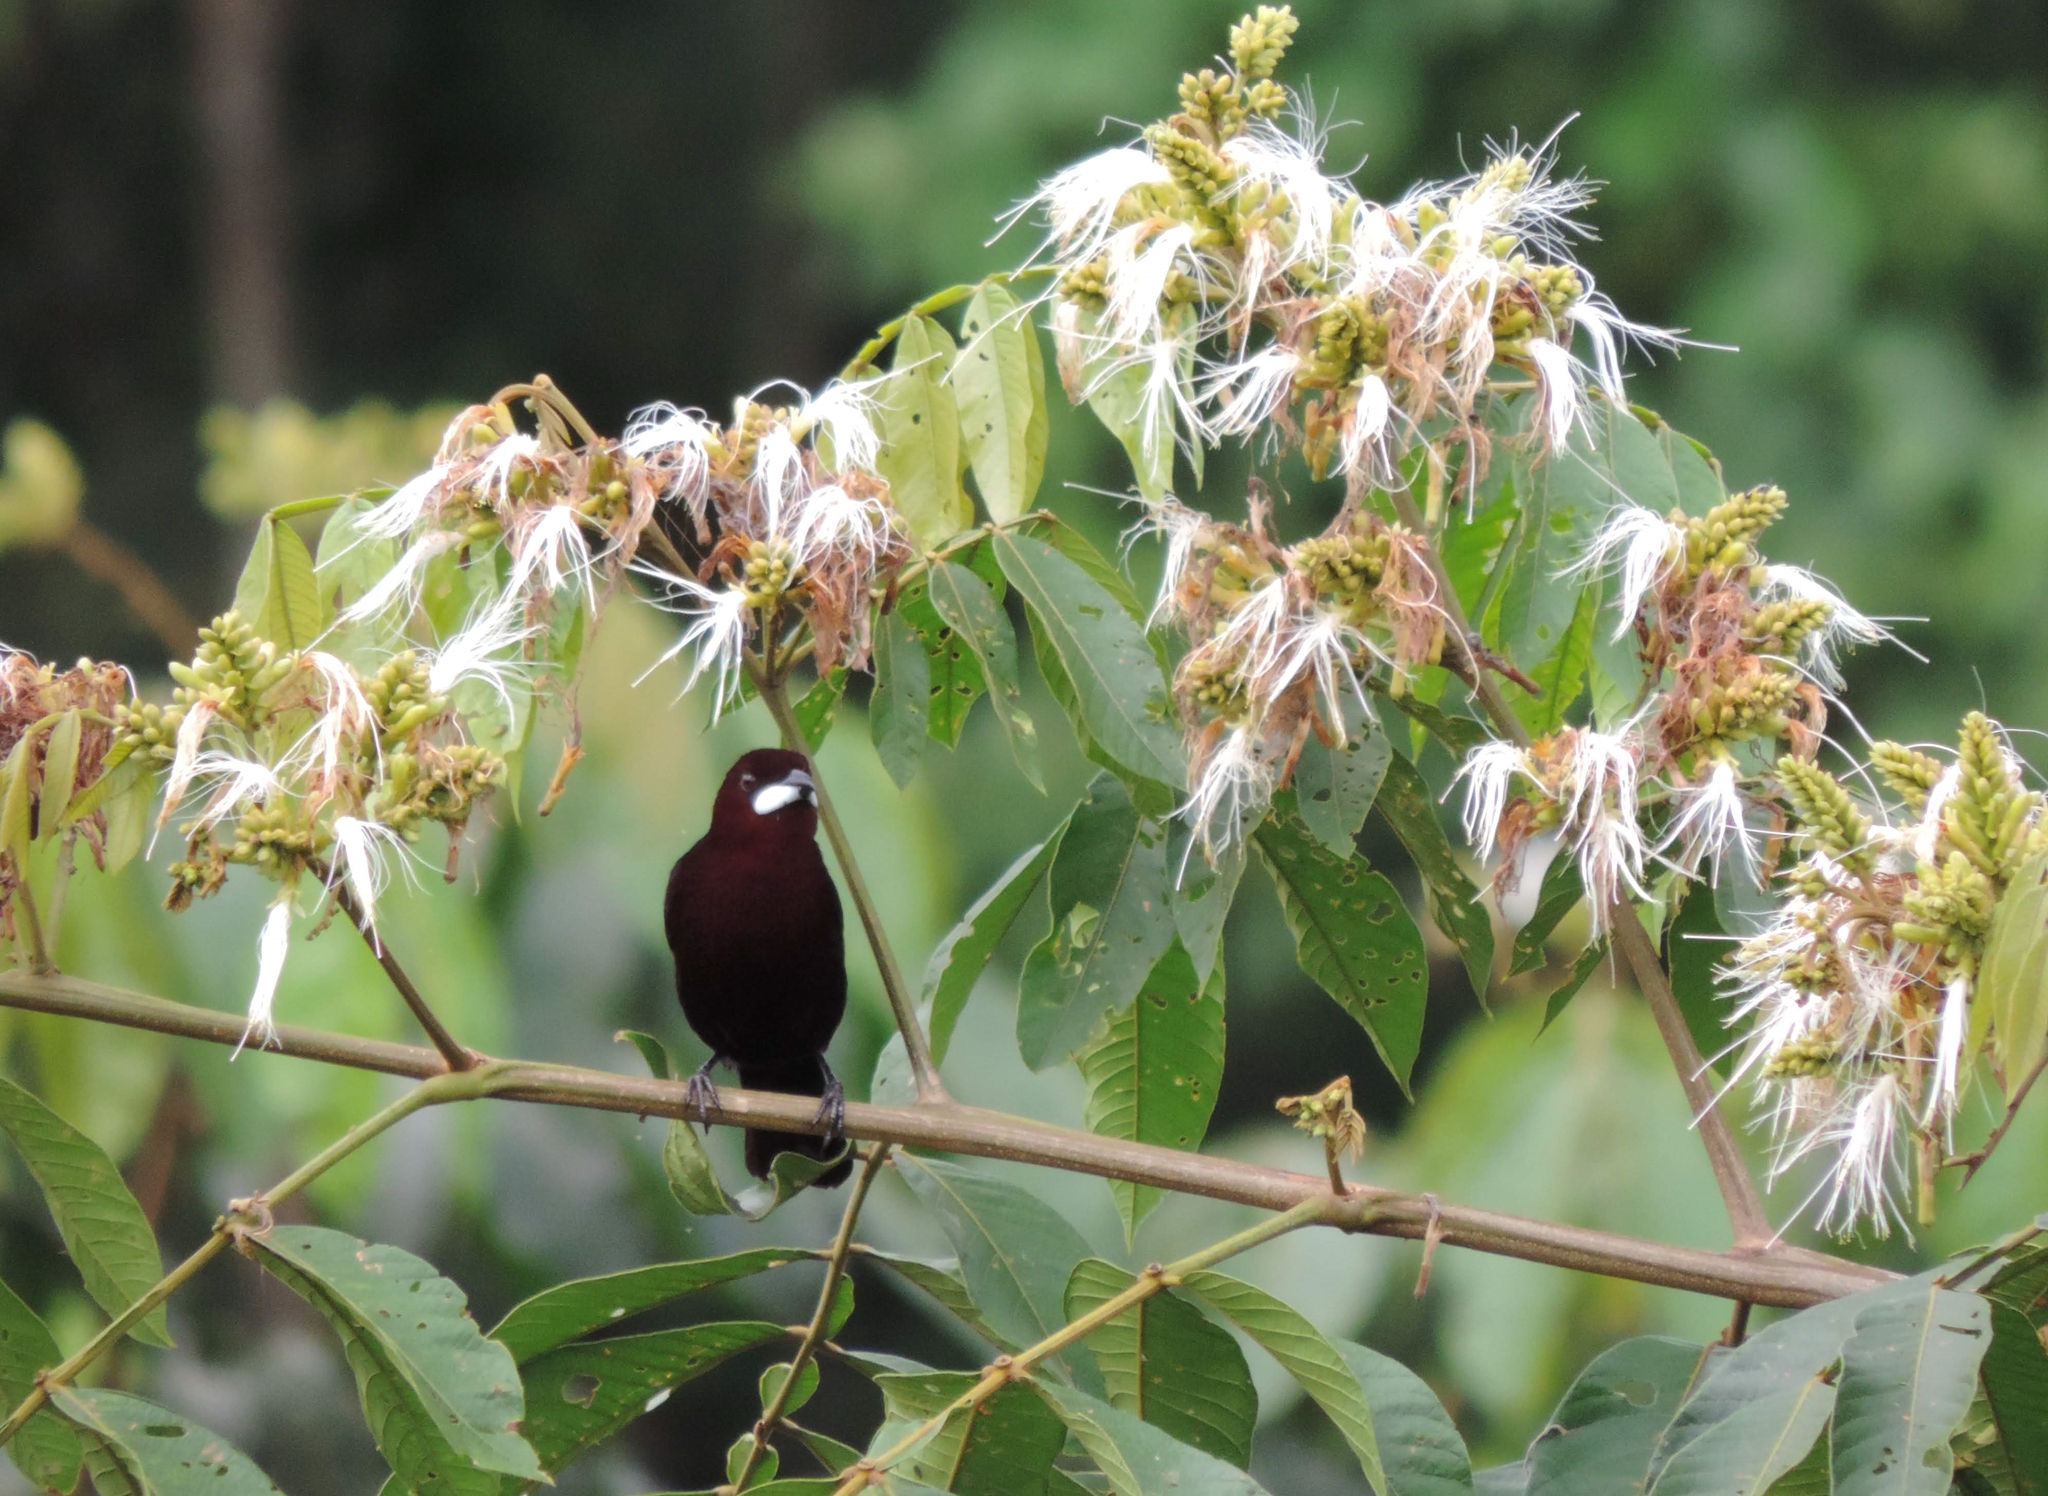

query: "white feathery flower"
xmin=1212 ymin=575 xmax=1296 ymax=688
xmin=426 ymin=598 xmax=538 ymax=721
xmin=156 ymin=697 xmax=220 ymax=832
xmin=1011 ymin=146 xmax=1171 ymax=263
xmin=327 ymin=815 xmax=418 ymax=953
xmin=1177 ymin=723 xmax=1274 ymax=869
xmin=339 ymin=530 xmax=465 ymax=627
xmin=472 ymin=433 xmax=540 ymax=507
xmin=509 ymin=503 xmax=600 ymax=610
xmin=359 ymin=465 xmax=449 ymax=543
xmin=283 ymin=651 xmax=378 ymax=791
xmin=788 ymin=482 xmax=896 ymax=571
xmin=1757 ymin=564 xmax=1903 ymax=687
xmin=1203 ymin=344 xmax=1300 ymax=439
xmin=188 ymin=751 xmax=284 ymax=832
xmin=1924 ymin=974 xmax=1970 ymax=1132
xmin=795 ymin=380 xmax=884 ymax=474
xmin=634 ymin=564 xmax=753 ymax=718
xmin=1566 ymin=505 xmax=1683 ymax=640
xmin=1558 ymin=725 xmax=1649 ymax=922
xmin=1104 ymin=221 xmax=1196 ymax=347
xmin=1568 ymin=292 xmax=1680 ymax=405
xmin=1123 ymin=500 xmax=1208 ymax=630
xmin=750 ymin=422 xmax=807 ymax=532
xmin=1264 ymin=608 xmax=1374 ymax=722
xmin=1914 ymin=763 xmax=1962 ymax=864
xmin=1660 ymin=760 xmax=1758 ymax=884
xmin=1340 ymin=373 xmax=1394 ymax=482
xmin=1454 ymin=740 xmax=1535 ymax=859
xmin=623 ymin=402 xmax=716 ymax=511
xmin=1219 ymin=119 xmax=1341 ymax=274
xmin=1528 ymin=337 xmax=1581 ymax=450
xmin=1810 ymin=1073 xmax=1911 ymax=1238
xmin=235 ymin=897 xmax=295 ymax=1057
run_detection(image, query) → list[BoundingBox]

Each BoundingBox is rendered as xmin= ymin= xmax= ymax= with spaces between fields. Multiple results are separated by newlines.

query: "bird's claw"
xmin=684 ymin=1059 xmax=723 ymax=1121
xmin=813 ymin=1072 xmax=847 ymax=1149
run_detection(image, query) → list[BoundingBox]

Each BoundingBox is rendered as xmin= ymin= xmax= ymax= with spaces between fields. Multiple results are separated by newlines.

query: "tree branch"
xmin=1944 ymin=1049 xmax=2048 ymax=1184
xmin=0 ymin=970 xmax=1891 ymax=1308
xmin=748 ymin=658 xmax=949 ymax=1104
xmin=1381 ymin=475 xmax=1776 ymax=1249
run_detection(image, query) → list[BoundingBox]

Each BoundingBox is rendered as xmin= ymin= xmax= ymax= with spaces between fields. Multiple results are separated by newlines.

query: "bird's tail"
xmin=734 ymin=1053 xmax=851 ymax=1188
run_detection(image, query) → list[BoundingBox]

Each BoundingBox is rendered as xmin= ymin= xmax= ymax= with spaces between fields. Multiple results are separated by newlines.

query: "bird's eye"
xmin=739 ymin=774 xmax=756 ymax=789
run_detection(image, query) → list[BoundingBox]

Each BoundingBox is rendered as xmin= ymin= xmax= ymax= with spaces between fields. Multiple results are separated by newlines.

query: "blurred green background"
xmin=2 ymin=0 xmax=2046 ymax=1489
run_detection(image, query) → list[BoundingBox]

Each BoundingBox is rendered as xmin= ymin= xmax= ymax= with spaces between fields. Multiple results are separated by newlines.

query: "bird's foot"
xmin=684 ymin=1058 xmax=724 ymax=1120
xmin=813 ymin=1067 xmax=847 ymax=1149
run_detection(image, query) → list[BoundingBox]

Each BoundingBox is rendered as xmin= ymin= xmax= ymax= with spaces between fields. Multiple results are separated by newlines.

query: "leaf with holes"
xmin=928 ymin=560 xmax=1043 ymax=789
xmin=873 ymin=608 xmax=931 ymax=788
xmin=794 ymin=667 xmax=849 ymax=750
xmin=955 ymin=282 xmax=1048 ymax=523
xmin=875 ymin=1369 xmax=1068 ymax=1496
xmin=1829 ymin=1280 xmax=1989 ymax=1496
xmin=1649 ymin=1373 xmax=1837 ymax=1496
xmin=241 ymin=1225 xmax=540 ymax=1490
xmin=1513 ymin=581 xmax=1599 ymax=739
xmin=1016 ymin=775 xmax=1176 ymax=1070
xmin=922 ymin=829 xmax=1064 ymax=1062
xmin=875 ymin=314 xmax=971 ymax=544
xmin=517 ymin=1320 xmax=784 ymax=1473
xmin=1524 ymin=1336 xmax=1704 ymax=1496
xmin=1179 ymin=1270 xmax=1386 ymax=1494
xmin=1064 ymin=1259 xmax=1256 ymax=1467
xmin=1375 ymin=753 xmax=1493 ymax=1004
xmin=899 ymin=584 xmax=988 ymax=749
xmin=490 ymin=1248 xmax=808 ymax=1363
xmin=0 ymin=1273 xmax=81 ymax=1492
xmin=1294 ymin=696 xmax=1394 ymax=858
xmin=1253 ymin=794 xmax=1428 ymax=1094
xmin=52 ymin=1389 xmax=281 ymax=1496
xmin=1077 ymin=942 xmax=1225 ymax=1241
xmin=0 ymin=1077 xmax=169 ymax=1347
xmin=1509 ymin=855 xmax=1582 ymax=976
xmin=1338 ymin=1341 xmax=1475 ymax=1496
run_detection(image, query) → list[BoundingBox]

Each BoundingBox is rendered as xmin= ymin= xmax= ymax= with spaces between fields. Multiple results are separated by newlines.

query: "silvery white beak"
xmin=751 ymin=768 xmax=818 ymax=816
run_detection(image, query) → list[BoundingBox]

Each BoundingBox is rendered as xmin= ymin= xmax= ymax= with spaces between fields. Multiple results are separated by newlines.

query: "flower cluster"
xmin=1722 ymin=713 xmax=2045 ymax=1235
xmin=0 ymin=650 xmax=132 ymax=940
xmin=1027 ymin=4 xmax=1669 ymax=491
xmin=1147 ymin=490 xmax=1446 ymax=857
xmin=625 ymin=384 xmax=913 ymax=712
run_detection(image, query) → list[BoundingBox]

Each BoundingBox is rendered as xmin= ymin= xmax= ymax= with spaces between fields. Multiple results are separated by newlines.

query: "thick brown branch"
xmin=0 ymin=970 xmax=1891 ymax=1308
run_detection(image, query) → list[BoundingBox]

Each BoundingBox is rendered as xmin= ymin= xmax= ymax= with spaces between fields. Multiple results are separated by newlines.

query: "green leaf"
xmin=96 ymin=758 xmax=153 ymax=874
xmin=794 ymin=667 xmax=850 ymax=751
xmin=1017 ymin=514 xmax=1150 ymax=626
xmin=1338 ymin=1341 xmax=1475 ymax=1496
xmin=313 ymin=496 xmax=405 ymax=660
xmin=791 ymin=1423 xmax=865 ymax=1474
xmin=2 ymin=737 xmax=31 ymax=867
xmin=993 ymin=532 xmax=1184 ymax=796
xmin=1649 ymin=1375 xmax=1837 ymax=1496
xmin=1441 ymin=480 xmax=1522 ymax=623
xmin=0 ymin=1273 xmax=82 ymax=1492
xmin=517 ymin=1320 xmax=784 ymax=1474
xmin=1473 ymin=1462 xmax=1528 ymax=1496
xmin=491 ymin=1248 xmax=808 ymax=1363
xmin=1064 ymin=1260 xmax=1257 ymax=1468
xmin=760 ymin=1358 xmax=821 ymax=1416
xmin=38 ymin=709 xmax=81 ymax=837
xmin=1979 ymin=852 xmax=2048 ymax=1095
xmin=1294 ymin=697 xmax=1394 ymax=858
xmin=1171 ymin=843 xmax=1244 ymax=989
xmin=1979 ymin=1302 xmax=2048 ymax=1496
xmin=875 ymin=1369 xmax=1068 ymax=1496
xmin=1525 ymin=1336 xmax=1705 ymax=1496
xmin=873 ymin=608 xmax=931 ymax=788
xmin=233 ymin=511 xmax=329 ymax=652
xmin=1179 ymin=1269 xmax=1386 ymax=1494
xmin=1071 ymin=307 xmax=1177 ymax=503
xmin=928 ymin=560 xmax=1043 ymax=789
xmin=849 ymin=1246 xmax=1016 ymax=1351
xmin=922 ymin=830 xmax=1064 ymax=1062
xmin=1077 ymin=942 xmax=1225 ymax=1241
xmin=51 ymin=1389 xmax=280 ymax=1496
xmin=1510 ymin=855 xmax=1584 ymax=976
xmin=1536 ymin=939 xmax=1610 ymax=1036
xmin=0 ymin=1076 xmax=170 ymax=1347
xmin=1830 ymin=1281 xmax=1991 ymax=1496
xmin=661 ymin=1117 xmax=849 ymax=1221
xmin=1374 ymin=693 xmax=1493 ymax=759
xmin=1638 ymin=409 xmax=1727 ymax=518
xmin=1034 ymin=1382 xmax=1273 ymax=1496
xmin=894 ymin=1153 xmax=1097 ymax=1389
xmin=1666 ymin=883 xmax=1734 ymax=1078
xmin=1252 ymin=794 xmax=1429 ymax=1095
xmin=1512 ymin=581 xmax=1599 ymax=738
xmin=243 ymin=1224 xmax=540 ymax=1490
xmin=1375 ymin=753 xmax=1494 ymax=1005
xmin=1016 ymin=776 xmax=1176 ymax=1071
xmin=877 ymin=314 xmax=972 ymax=544
xmin=729 ymin=1432 xmax=778 ymax=1487
xmin=956 ymin=282 xmax=1048 ymax=523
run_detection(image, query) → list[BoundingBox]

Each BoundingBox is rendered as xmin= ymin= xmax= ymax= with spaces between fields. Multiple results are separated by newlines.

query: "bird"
xmin=665 ymin=747 xmax=851 ymax=1188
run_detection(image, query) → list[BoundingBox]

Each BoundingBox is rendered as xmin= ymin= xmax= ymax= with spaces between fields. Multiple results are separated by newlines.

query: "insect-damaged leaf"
xmin=0 ymin=1273 xmax=81 ymax=1492
xmin=1375 ymin=752 xmax=1495 ymax=1005
xmin=928 ymin=559 xmax=1043 ymax=789
xmin=52 ymin=1388 xmax=281 ymax=1496
xmin=876 ymin=314 xmax=972 ymax=545
xmin=490 ymin=1247 xmax=809 ymax=1363
xmin=922 ymin=828 xmax=1064 ymax=1061
xmin=955 ymin=281 xmax=1048 ymax=523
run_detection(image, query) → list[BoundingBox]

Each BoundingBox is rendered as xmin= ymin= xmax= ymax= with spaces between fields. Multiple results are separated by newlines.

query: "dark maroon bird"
xmin=665 ymin=748 xmax=851 ymax=1187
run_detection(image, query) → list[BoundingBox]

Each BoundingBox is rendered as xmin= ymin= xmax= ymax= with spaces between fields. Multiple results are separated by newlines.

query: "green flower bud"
xmin=1868 ymin=741 xmax=1943 ymax=813
xmin=1228 ymin=5 xmax=1298 ymax=83
xmin=1777 ymin=756 xmax=1873 ymax=871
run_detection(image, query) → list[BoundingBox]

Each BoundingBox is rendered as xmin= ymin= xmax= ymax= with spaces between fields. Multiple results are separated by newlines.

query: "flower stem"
xmin=11 ymin=880 xmax=52 ymax=976
xmin=312 ymin=856 xmax=476 ymax=1073
xmin=732 ymin=1143 xmax=892 ymax=1491
xmin=748 ymin=658 xmax=949 ymax=1103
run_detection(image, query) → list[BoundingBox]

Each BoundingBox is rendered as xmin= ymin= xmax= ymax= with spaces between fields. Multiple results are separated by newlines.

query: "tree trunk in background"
xmin=191 ymin=0 xmax=293 ymax=405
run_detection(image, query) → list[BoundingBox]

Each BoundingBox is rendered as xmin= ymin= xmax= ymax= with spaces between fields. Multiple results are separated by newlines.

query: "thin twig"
xmin=312 ymin=859 xmax=475 ymax=1072
xmin=1380 ymin=475 xmax=1775 ymax=1249
xmin=749 ymin=659 xmax=949 ymax=1103
xmin=733 ymin=1144 xmax=892 ymax=1491
xmin=1945 ymin=1050 xmax=2048 ymax=1184
xmin=0 ymin=970 xmax=1896 ymax=1307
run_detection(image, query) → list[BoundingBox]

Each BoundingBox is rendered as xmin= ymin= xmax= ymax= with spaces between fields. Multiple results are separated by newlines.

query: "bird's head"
xmin=710 ymin=748 xmax=821 ymax=839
